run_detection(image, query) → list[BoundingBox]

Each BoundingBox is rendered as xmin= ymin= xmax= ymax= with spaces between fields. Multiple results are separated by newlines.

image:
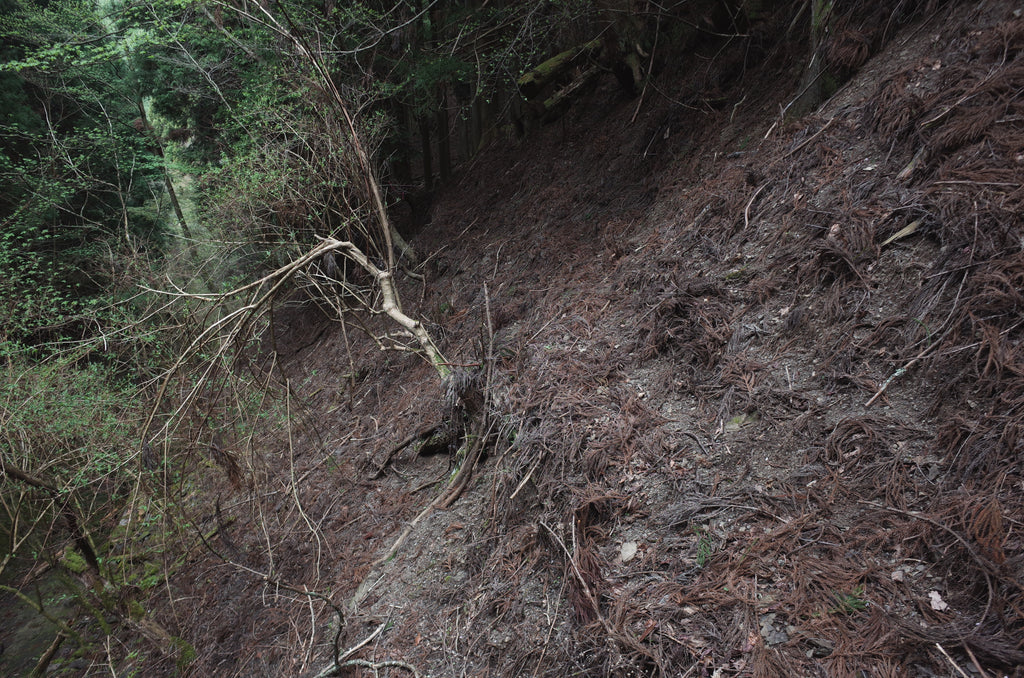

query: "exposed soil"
xmin=9 ymin=1 xmax=1024 ymax=676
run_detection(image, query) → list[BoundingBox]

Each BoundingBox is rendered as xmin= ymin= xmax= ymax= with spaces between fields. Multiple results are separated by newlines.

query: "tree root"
xmin=369 ymin=420 xmax=488 ymax=570
xmin=370 ymin=423 xmax=443 ymax=479
xmin=350 ymin=284 xmax=497 ymax=626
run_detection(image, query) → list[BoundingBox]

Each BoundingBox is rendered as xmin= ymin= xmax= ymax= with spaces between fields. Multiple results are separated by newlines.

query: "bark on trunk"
xmin=436 ymin=91 xmax=451 ymax=184
xmin=136 ymin=102 xmax=192 ymax=240
xmin=418 ymin=115 xmax=433 ymax=190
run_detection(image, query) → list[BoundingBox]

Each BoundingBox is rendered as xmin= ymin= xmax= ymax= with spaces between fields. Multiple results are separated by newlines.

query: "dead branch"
xmin=539 ymin=520 xmax=612 ymax=635
xmin=371 ymin=423 xmax=443 ymax=479
xmin=322 ymin=238 xmax=447 ymax=375
xmin=936 ymin=643 xmax=973 ymax=678
xmin=141 ymin=236 xmax=447 ymax=447
xmin=369 ymin=285 xmax=496 ymax=567
xmin=782 ymin=116 xmax=835 ymax=159
xmin=315 ymin=621 xmax=423 ymax=678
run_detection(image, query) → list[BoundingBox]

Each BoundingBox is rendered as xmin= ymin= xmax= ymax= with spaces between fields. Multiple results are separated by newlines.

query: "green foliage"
xmin=830 ymin=585 xmax=868 ymax=615
xmin=0 ymin=356 xmax=139 ymax=489
xmin=0 ymin=348 xmax=143 ymax=656
xmin=0 ymin=0 xmax=169 ymax=346
xmin=194 ymin=74 xmax=387 ymax=268
xmin=60 ymin=549 xmax=89 ymax=573
xmin=128 ymin=0 xmax=283 ymax=162
xmin=138 ymin=560 xmax=163 ymax=590
xmin=408 ymin=54 xmax=474 ymax=110
xmin=695 ymin=531 xmax=714 ymax=568
xmin=172 ymin=636 xmax=196 ymax=673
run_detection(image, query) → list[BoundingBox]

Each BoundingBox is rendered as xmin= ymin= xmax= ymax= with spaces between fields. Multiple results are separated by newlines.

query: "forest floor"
xmin=156 ymin=2 xmax=1024 ymax=676
xmin=5 ymin=1 xmax=1022 ymax=676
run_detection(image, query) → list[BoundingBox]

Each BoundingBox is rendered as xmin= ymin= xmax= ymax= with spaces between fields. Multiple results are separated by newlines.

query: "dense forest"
xmin=2 ymin=0 xmax=1023 ymax=676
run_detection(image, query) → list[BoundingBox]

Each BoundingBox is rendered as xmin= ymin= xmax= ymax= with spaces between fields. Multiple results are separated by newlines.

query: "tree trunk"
xmin=793 ymin=0 xmax=833 ymax=115
xmin=517 ymin=39 xmax=602 ymax=99
xmin=161 ymin=170 xmax=190 ymax=240
xmin=470 ymin=94 xmax=483 ymax=156
xmin=436 ymin=91 xmax=451 ymax=184
xmin=417 ymin=115 xmax=433 ymax=190
xmin=135 ymin=102 xmax=192 ymax=240
xmin=388 ymin=99 xmax=414 ymax=191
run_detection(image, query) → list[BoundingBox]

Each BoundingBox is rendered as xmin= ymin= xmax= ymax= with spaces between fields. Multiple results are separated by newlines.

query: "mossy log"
xmin=516 ymin=38 xmax=602 ymax=100
xmin=537 ymin=66 xmax=603 ymax=124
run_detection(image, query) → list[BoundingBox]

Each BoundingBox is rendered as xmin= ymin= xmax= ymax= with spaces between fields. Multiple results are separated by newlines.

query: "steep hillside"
xmin=141 ymin=2 xmax=1024 ymax=676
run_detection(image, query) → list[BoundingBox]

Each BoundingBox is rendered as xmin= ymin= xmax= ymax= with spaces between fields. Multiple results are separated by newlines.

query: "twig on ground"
xmin=336 ymin=658 xmax=422 ymax=677
xmin=509 ymin=453 xmax=542 ymax=501
xmin=865 ymin=336 xmax=939 ymax=407
xmin=961 ymin=643 xmax=989 ymax=678
xmin=744 ymin=183 xmax=768 ymax=230
xmin=936 ymin=643 xmax=971 ymax=678
xmin=314 ymin=620 xmax=424 ymax=677
xmin=371 ymin=423 xmax=442 ymax=479
xmin=285 ymin=379 xmax=325 ymax=576
xmin=531 ymin=576 xmax=566 ymax=678
xmin=539 ymin=520 xmax=612 ymax=635
xmin=678 ymin=431 xmax=710 ymax=456
xmin=339 ymin=620 xmax=386 ymax=663
xmin=782 ymin=117 xmax=835 ymax=159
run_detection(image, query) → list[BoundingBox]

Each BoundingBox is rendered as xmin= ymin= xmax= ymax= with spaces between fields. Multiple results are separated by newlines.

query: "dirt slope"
xmin=147 ymin=2 xmax=1024 ymax=676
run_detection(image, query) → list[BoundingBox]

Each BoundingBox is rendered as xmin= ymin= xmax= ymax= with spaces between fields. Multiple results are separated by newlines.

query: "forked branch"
xmin=141 ymin=236 xmax=446 ymax=448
